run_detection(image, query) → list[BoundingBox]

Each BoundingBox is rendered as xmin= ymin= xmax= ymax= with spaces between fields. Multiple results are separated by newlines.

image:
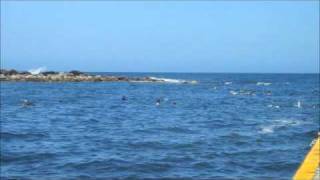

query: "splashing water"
xmin=256 ymin=82 xmax=272 ymax=86
xmin=148 ymin=77 xmax=197 ymax=84
xmin=259 ymin=119 xmax=303 ymax=134
xmin=28 ymin=67 xmax=47 ymax=75
xmin=296 ymin=100 xmax=302 ymax=108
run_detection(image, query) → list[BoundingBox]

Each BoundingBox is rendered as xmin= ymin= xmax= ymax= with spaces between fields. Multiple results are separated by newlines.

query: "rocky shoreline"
xmin=0 ymin=69 xmax=197 ymax=84
xmin=0 ymin=69 xmax=159 ymax=83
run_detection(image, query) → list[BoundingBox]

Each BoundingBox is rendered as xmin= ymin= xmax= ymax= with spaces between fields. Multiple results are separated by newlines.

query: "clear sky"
xmin=1 ymin=1 xmax=319 ymax=73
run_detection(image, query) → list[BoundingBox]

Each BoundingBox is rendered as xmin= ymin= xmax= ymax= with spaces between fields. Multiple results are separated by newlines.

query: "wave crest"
xmin=259 ymin=119 xmax=302 ymax=134
xmin=148 ymin=77 xmax=197 ymax=84
xmin=28 ymin=67 xmax=47 ymax=75
xmin=256 ymin=82 xmax=272 ymax=86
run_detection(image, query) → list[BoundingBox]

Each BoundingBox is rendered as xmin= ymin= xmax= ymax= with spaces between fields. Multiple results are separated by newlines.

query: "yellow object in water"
xmin=293 ymin=136 xmax=320 ymax=180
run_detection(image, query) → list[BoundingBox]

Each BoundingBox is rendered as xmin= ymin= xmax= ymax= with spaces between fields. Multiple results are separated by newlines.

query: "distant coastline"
xmin=0 ymin=69 xmax=159 ymax=83
xmin=0 ymin=69 xmax=197 ymax=84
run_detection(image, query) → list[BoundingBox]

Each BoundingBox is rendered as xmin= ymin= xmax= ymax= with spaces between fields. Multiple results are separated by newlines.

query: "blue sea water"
xmin=1 ymin=73 xmax=319 ymax=180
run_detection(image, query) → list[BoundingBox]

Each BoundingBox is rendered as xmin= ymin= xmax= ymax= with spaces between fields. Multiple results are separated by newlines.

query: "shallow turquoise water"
xmin=1 ymin=73 xmax=319 ymax=179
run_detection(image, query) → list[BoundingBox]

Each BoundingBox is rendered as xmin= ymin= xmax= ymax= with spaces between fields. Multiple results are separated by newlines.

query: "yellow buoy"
xmin=293 ymin=135 xmax=320 ymax=180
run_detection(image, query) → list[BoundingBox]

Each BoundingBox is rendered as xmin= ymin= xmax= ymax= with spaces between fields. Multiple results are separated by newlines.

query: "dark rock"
xmin=9 ymin=69 xmax=18 ymax=75
xmin=130 ymin=77 xmax=140 ymax=81
xmin=143 ymin=77 xmax=156 ymax=82
xmin=41 ymin=71 xmax=58 ymax=76
xmin=19 ymin=71 xmax=31 ymax=75
xmin=0 ymin=69 xmax=8 ymax=75
xmin=69 ymin=70 xmax=84 ymax=76
xmin=1 ymin=69 xmax=18 ymax=75
xmin=118 ymin=77 xmax=128 ymax=81
xmin=93 ymin=78 xmax=102 ymax=82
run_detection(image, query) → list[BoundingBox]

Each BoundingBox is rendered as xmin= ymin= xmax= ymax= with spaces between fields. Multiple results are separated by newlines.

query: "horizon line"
xmin=88 ymin=71 xmax=320 ymax=74
xmin=2 ymin=69 xmax=319 ymax=74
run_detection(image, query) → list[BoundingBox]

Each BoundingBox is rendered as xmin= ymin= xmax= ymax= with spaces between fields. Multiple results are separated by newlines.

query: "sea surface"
xmin=1 ymin=73 xmax=319 ymax=180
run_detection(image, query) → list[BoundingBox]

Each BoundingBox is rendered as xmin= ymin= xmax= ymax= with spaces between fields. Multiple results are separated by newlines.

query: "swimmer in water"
xmin=156 ymin=98 xmax=161 ymax=106
xmin=22 ymin=99 xmax=33 ymax=107
xmin=121 ymin=96 xmax=127 ymax=101
xmin=172 ymin=101 xmax=177 ymax=105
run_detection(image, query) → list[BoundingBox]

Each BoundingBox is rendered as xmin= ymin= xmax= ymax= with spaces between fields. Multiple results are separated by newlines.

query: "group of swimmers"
xmin=21 ymin=97 xmax=307 ymax=108
xmin=21 ymin=96 xmax=176 ymax=107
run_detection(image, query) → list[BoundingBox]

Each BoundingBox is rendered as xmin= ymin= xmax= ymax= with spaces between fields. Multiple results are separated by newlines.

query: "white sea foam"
xmin=28 ymin=67 xmax=47 ymax=75
xmin=229 ymin=89 xmax=255 ymax=96
xmin=275 ymin=119 xmax=302 ymax=126
xmin=259 ymin=119 xmax=302 ymax=134
xmin=229 ymin=90 xmax=238 ymax=95
xmin=239 ymin=89 xmax=255 ymax=96
xmin=261 ymin=126 xmax=274 ymax=134
xmin=148 ymin=77 xmax=197 ymax=84
xmin=295 ymin=100 xmax=302 ymax=108
xmin=256 ymin=82 xmax=272 ymax=86
xmin=225 ymin=82 xmax=232 ymax=85
xmin=267 ymin=104 xmax=280 ymax=109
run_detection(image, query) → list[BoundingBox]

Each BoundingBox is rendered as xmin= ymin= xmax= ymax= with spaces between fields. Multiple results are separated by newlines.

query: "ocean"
xmin=1 ymin=73 xmax=319 ymax=179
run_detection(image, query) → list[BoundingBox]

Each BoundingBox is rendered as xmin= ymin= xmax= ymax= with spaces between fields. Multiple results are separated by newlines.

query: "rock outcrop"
xmin=0 ymin=69 xmax=155 ymax=82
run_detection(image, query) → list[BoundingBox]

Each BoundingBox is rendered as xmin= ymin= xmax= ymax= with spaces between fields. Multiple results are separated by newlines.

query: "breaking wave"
xmin=229 ymin=90 xmax=255 ymax=96
xmin=267 ymin=104 xmax=280 ymax=109
xmin=148 ymin=77 xmax=197 ymax=84
xmin=259 ymin=119 xmax=303 ymax=134
xmin=28 ymin=67 xmax=47 ymax=75
xmin=229 ymin=90 xmax=238 ymax=95
xmin=256 ymin=82 xmax=272 ymax=86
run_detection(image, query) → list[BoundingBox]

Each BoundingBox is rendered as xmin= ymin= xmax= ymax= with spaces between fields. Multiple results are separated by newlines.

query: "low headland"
xmin=0 ymin=69 xmax=197 ymax=84
xmin=0 ymin=69 xmax=155 ymax=82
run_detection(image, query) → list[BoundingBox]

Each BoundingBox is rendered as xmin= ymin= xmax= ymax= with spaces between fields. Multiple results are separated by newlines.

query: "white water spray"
xmin=28 ymin=67 xmax=47 ymax=75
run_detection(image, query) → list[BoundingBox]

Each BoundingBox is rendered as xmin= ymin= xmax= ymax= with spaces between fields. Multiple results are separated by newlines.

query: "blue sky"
xmin=1 ymin=1 xmax=319 ymax=73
